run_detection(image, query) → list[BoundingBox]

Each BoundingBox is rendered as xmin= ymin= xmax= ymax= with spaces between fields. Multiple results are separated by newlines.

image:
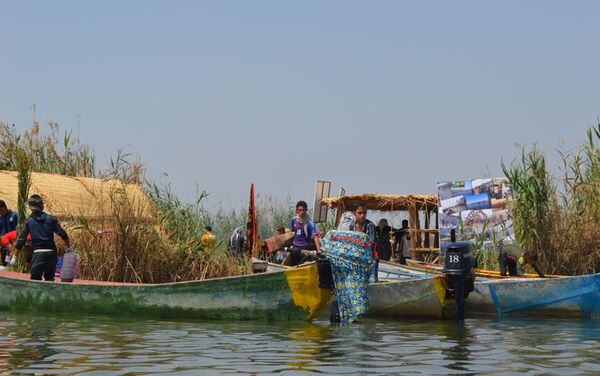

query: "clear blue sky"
xmin=1 ymin=1 xmax=599 ymax=210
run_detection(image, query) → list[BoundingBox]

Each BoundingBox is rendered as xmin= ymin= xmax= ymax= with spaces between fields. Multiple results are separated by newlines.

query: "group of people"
xmin=224 ymin=199 xmax=544 ymax=279
xmin=0 ymin=195 xmax=70 ymax=281
xmin=282 ymin=201 xmax=413 ymax=272
xmin=277 ymin=200 xmax=546 ymax=279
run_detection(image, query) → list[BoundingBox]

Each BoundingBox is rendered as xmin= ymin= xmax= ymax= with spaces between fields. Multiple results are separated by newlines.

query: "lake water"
xmin=0 ymin=313 xmax=598 ymax=375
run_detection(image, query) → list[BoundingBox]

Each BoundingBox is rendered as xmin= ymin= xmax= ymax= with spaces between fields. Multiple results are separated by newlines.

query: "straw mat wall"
xmin=0 ymin=171 xmax=155 ymax=222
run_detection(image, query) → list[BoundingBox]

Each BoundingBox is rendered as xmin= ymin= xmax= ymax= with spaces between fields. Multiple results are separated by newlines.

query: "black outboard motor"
xmin=443 ymin=229 xmax=475 ymax=324
xmin=317 ymin=254 xmax=334 ymax=289
xmin=316 ymin=254 xmax=341 ymax=323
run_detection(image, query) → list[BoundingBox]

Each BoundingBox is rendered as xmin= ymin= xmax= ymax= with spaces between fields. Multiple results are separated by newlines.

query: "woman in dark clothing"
xmin=15 ymin=194 xmax=70 ymax=281
xmin=375 ymin=218 xmax=392 ymax=261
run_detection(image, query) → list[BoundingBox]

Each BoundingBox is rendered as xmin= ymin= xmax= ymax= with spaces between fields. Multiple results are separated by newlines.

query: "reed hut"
xmin=0 ymin=170 xmax=155 ymax=224
xmin=321 ymin=193 xmax=440 ymax=260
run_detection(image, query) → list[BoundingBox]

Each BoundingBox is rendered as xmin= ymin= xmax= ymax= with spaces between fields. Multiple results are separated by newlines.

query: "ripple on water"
xmin=0 ymin=314 xmax=599 ymax=375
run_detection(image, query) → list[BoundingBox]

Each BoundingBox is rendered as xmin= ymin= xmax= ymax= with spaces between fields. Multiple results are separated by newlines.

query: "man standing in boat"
xmin=348 ymin=202 xmax=377 ymax=282
xmin=375 ymin=218 xmax=392 ymax=261
xmin=289 ymin=201 xmax=320 ymax=265
xmin=393 ymin=219 xmax=412 ymax=265
xmin=15 ymin=194 xmax=71 ymax=281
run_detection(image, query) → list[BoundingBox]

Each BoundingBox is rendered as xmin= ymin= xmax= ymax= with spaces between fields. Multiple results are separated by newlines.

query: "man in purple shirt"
xmin=289 ymin=200 xmax=321 ymax=265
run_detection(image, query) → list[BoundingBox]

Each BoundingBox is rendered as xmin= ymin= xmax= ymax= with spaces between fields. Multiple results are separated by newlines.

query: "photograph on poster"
xmin=437 ymin=177 xmax=514 ymax=247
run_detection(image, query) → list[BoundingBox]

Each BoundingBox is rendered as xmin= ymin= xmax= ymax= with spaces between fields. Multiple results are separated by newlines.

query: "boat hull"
xmin=366 ymin=276 xmax=452 ymax=319
xmin=0 ymin=263 xmax=331 ymax=321
xmin=468 ymin=273 xmax=600 ymax=319
xmin=379 ymin=261 xmax=600 ymax=319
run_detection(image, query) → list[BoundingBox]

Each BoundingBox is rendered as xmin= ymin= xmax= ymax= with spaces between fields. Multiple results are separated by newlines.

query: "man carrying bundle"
xmin=15 ymin=194 xmax=70 ymax=281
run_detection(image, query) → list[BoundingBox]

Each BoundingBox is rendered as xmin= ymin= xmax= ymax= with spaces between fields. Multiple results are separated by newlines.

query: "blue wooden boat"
xmin=467 ymin=273 xmax=600 ymax=319
xmin=380 ymin=261 xmax=600 ymax=319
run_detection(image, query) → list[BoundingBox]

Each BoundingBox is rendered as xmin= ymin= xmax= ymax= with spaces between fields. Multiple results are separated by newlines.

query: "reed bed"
xmin=70 ymin=182 xmax=249 ymax=283
xmin=0 ymin=122 xmax=250 ymax=282
xmin=502 ymin=124 xmax=600 ymax=275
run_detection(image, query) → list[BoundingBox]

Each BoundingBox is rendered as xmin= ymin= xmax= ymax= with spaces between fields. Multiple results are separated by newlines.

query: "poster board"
xmin=437 ymin=178 xmax=513 ymax=251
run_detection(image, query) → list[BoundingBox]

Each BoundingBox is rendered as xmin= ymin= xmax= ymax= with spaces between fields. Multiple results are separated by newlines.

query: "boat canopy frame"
xmin=321 ymin=193 xmax=440 ymax=260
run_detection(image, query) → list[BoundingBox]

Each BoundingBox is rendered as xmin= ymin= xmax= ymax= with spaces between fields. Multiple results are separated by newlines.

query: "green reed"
xmin=502 ymin=123 xmax=600 ymax=275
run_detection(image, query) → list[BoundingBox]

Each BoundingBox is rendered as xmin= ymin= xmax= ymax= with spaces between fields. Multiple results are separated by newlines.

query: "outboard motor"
xmin=315 ymin=254 xmax=339 ymax=323
xmin=443 ymin=229 xmax=475 ymax=324
xmin=317 ymin=254 xmax=334 ymax=289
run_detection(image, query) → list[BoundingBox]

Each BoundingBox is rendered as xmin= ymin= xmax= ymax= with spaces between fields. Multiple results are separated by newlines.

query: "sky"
xmin=1 ymin=1 xmax=599 ymax=211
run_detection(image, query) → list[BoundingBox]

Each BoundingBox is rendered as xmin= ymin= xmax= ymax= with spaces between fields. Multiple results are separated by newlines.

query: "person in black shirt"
xmin=15 ymin=194 xmax=70 ymax=281
xmin=375 ymin=218 xmax=392 ymax=261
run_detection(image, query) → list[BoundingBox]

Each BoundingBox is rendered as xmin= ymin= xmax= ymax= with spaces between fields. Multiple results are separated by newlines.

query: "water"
xmin=0 ymin=313 xmax=598 ymax=375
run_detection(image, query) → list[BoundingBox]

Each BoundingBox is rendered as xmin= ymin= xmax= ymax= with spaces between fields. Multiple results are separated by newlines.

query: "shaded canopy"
xmin=321 ymin=193 xmax=438 ymax=212
xmin=0 ymin=170 xmax=155 ymax=222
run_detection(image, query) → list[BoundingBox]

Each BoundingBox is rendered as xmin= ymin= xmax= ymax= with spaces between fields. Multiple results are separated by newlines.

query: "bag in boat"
xmin=60 ymin=248 xmax=81 ymax=283
xmin=321 ymin=230 xmax=374 ymax=323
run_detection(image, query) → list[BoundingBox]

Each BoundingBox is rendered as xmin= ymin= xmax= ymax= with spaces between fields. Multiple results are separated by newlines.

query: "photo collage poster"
xmin=437 ymin=178 xmax=513 ymax=251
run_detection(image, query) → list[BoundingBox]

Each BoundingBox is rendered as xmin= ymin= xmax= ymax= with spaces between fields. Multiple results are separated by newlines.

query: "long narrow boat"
xmin=382 ymin=261 xmax=600 ymax=319
xmin=366 ymin=276 xmax=453 ymax=319
xmin=258 ymin=259 xmax=600 ymax=320
xmin=0 ymin=263 xmax=331 ymax=321
xmin=405 ymin=259 xmax=563 ymax=279
xmin=467 ymin=273 xmax=600 ymax=318
xmin=260 ymin=260 xmax=452 ymax=318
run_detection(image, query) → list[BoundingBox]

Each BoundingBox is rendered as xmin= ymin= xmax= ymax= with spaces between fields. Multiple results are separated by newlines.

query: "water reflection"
xmin=439 ymin=323 xmax=473 ymax=372
xmin=0 ymin=313 xmax=597 ymax=375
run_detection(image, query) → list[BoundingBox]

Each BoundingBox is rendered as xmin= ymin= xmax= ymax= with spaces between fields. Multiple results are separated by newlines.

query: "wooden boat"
xmin=0 ymin=263 xmax=332 ymax=321
xmin=255 ymin=259 xmax=600 ymax=320
xmin=256 ymin=259 xmax=453 ymax=318
xmin=376 ymin=261 xmax=600 ymax=319
xmin=467 ymin=272 xmax=600 ymax=319
xmin=405 ymin=258 xmax=563 ymax=279
xmin=366 ymin=276 xmax=453 ymax=319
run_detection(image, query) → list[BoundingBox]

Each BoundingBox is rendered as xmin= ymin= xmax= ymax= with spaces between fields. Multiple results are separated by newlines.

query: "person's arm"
xmin=15 ymin=220 xmax=30 ymax=251
xmin=516 ymin=262 xmax=525 ymax=277
xmin=532 ymin=264 xmax=545 ymax=278
xmin=393 ymin=232 xmax=400 ymax=253
xmin=307 ymin=221 xmax=320 ymax=251
xmin=53 ymin=218 xmax=71 ymax=248
xmin=6 ymin=244 xmax=17 ymax=265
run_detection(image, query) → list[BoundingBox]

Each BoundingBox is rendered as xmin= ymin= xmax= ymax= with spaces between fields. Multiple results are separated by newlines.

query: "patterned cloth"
xmin=321 ymin=230 xmax=374 ymax=324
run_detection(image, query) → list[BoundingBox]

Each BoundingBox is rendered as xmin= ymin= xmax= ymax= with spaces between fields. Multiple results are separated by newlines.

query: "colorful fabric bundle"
xmin=321 ymin=230 xmax=374 ymax=323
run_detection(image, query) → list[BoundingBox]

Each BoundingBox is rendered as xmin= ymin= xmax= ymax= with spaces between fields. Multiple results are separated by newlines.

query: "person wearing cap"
xmin=15 ymin=194 xmax=70 ymax=281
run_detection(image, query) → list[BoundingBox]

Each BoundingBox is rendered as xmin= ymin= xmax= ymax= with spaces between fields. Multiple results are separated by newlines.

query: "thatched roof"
xmin=0 ymin=171 xmax=155 ymax=222
xmin=321 ymin=193 xmax=438 ymax=212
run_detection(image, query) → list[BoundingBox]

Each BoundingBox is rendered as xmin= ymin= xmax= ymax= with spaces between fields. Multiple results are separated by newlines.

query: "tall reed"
xmin=502 ymin=124 xmax=600 ymax=275
xmin=14 ymin=144 xmax=32 ymax=272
